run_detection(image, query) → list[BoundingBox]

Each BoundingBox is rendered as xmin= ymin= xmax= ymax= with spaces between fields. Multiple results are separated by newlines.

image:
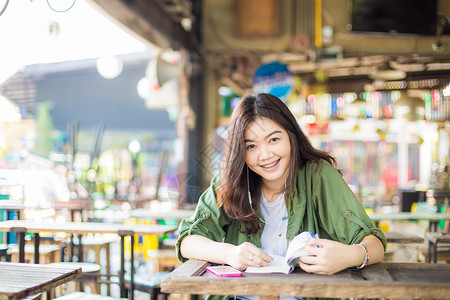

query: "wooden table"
xmin=0 ymin=261 xmax=82 ymax=300
xmin=368 ymin=212 xmax=450 ymax=232
xmin=0 ymin=201 xmax=25 ymax=212
xmin=383 ymin=231 xmax=425 ymax=262
xmin=384 ymin=231 xmax=424 ymax=244
xmin=129 ymin=208 xmax=195 ymax=220
xmin=0 ymin=220 xmax=177 ymax=300
xmin=161 ymin=259 xmax=450 ymax=300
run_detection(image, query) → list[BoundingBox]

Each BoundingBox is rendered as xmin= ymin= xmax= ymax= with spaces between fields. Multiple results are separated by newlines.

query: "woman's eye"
xmin=270 ymin=137 xmax=279 ymax=143
xmin=246 ymin=144 xmax=256 ymax=150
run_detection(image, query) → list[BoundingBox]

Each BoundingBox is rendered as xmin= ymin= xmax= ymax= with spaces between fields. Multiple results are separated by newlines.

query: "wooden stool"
xmin=49 ymin=262 xmax=102 ymax=296
xmin=71 ymin=236 xmax=115 ymax=295
xmin=71 ymin=237 xmax=114 ymax=272
xmin=8 ymin=244 xmax=60 ymax=264
xmin=54 ymin=291 xmax=126 ymax=299
xmin=147 ymin=249 xmax=181 ymax=272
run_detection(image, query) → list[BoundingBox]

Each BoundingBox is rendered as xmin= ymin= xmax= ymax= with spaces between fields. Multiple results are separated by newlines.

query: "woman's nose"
xmin=258 ymin=144 xmax=271 ymax=160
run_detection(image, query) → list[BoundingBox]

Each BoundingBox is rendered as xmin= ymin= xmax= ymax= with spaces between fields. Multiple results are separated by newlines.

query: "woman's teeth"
xmin=261 ymin=159 xmax=280 ymax=169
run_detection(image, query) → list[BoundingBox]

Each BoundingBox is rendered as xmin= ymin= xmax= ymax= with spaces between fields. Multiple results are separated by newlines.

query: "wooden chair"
xmin=0 ymin=244 xmax=11 ymax=262
xmin=424 ymin=232 xmax=450 ymax=263
xmin=8 ymin=244 xmax=60 ymax=264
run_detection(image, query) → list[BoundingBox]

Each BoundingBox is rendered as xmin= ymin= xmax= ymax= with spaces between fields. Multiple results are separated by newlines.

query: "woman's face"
xmin=244 ymin=117 xmax=291 ymax=189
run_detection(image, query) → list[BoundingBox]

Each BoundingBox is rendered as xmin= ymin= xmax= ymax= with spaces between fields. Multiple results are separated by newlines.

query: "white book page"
xmin=245 ymin=231 xmax=316 ymax=274
xmin=285 ymin=231 xmax=313 ymax=262
xmin=245 ymin=255 xmax=291 ymax=274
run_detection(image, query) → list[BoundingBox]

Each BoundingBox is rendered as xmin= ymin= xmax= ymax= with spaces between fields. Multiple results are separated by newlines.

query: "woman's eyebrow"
xmin=265 ymin=130 xmax=281 ymax=139
xmin=244 ymin=130 xmax=281 ymax=143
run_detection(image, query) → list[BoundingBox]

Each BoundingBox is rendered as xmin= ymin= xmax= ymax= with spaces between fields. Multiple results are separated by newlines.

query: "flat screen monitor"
xmin=348 ymin=0 xmax=438 ymax=36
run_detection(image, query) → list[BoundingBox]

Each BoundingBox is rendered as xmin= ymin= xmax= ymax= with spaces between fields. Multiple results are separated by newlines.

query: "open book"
xmin=245 ymin=231 xmax=318 ymax=274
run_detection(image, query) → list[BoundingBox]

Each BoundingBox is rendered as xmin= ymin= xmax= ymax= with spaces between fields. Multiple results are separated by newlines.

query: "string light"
xmin=46 ymin=0 xmax=76 ymax=13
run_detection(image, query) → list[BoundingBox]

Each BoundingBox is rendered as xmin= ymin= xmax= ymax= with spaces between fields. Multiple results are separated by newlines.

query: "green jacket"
xmin=176 ymin=160 xmax=386 ymax=300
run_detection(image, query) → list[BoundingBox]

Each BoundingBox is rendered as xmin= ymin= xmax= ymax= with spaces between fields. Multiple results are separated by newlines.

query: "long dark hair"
xmin=217 ymin=93 xmax=336 ymax=234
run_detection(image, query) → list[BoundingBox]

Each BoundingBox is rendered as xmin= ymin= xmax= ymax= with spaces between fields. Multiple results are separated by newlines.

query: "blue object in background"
xmin=7 ymin=211 xmax=16 ymax=244
xmin=0 ymin=210 xmax=17 ymax=244
xmin=0 ymin=210 xmax=3 ymax=244
xmin=253 ymin=62 xmax=294 ymax=100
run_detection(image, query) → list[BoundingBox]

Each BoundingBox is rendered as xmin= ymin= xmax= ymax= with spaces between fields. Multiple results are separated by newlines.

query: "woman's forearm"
xmin=180 ymin=234 xmax=234 ymax=264
xmin=359 ymin=234 xmax=385 ymax=266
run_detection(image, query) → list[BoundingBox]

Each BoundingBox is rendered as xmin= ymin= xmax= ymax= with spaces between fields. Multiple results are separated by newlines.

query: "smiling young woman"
xmin=177 ymin=93 xmax=386 ymax=300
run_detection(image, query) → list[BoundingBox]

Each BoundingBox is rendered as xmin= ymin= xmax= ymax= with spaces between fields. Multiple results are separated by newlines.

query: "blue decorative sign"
xmin=253 ymin=62 xmax=294 ymax=100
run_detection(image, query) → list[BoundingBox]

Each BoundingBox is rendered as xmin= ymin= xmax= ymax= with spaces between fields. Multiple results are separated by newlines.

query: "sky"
xmin=0 ymin=0 xmax=147 ymax=84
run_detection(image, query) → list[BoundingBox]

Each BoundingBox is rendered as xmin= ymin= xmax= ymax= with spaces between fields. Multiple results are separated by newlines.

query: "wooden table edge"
xmin=161 ymin=260 xmax=450 ymax=299
xmin=1 ymin=266 xmax=82 ymax=300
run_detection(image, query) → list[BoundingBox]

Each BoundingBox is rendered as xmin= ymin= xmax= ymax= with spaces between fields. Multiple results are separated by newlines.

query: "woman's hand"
xmin=180 ymin=235 xmax=274 ymax=271
xmin=297 ymin=238 xmax=363 ymax=275
xmin=227 ymin=242 xmax=273 ymax=270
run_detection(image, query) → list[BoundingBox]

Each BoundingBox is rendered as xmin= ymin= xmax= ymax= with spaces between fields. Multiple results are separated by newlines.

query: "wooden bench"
xmin=54 ymin=291 xmax=126 ymax=300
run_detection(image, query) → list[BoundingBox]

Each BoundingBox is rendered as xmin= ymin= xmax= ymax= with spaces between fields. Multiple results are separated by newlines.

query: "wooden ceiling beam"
xmin=87 ymin=0 xmax=194 ymax=51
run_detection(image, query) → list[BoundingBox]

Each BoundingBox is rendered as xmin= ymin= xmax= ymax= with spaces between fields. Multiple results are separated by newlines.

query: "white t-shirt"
xmin=238 ymin=193 xmax=300 ymax=300
xmin=260 ymin=192 xmax=289 ymax=256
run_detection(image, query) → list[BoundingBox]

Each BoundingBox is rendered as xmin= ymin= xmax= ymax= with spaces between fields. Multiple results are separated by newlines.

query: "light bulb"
xmin=96 ymin=55 xmax=123 ymax=79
